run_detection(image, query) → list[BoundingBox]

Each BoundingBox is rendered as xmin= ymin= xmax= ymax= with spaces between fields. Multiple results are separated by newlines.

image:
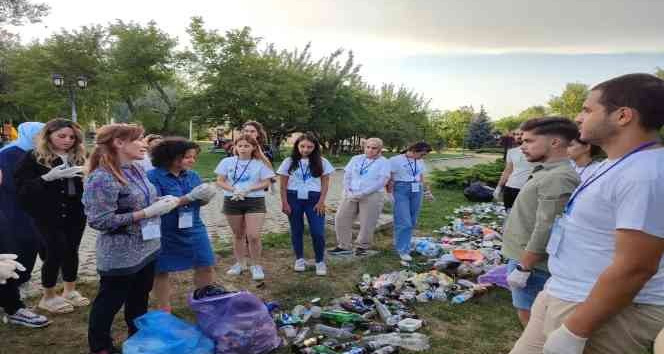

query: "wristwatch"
xmin=516 ymin=264 xmax=532 ymax=272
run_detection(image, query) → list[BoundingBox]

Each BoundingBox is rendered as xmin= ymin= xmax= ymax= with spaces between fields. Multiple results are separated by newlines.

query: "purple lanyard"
xmin=359 ymin=157 xmax=376 ymax=176
xmin=565 ymin=141 xmax=658 ymax=214
xmin=124 ymin=166 xmax=152 ymax=207
xmin=406 ymin=157 xmax=418 ymax=182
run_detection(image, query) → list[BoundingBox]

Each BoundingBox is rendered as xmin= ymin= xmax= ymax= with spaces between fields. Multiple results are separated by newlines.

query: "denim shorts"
xmin=506 ymin=258 xmax=550 ymax=310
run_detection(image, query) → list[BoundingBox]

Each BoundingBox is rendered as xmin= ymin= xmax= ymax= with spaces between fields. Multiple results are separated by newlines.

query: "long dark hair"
xmin=150 ymin=137 xmax=200 ymax=169
xmin=242 ymin=121 xmax=268 ymax=146
xmin=288 ymin=132 xmax=323 ymax=177
xmin=400 ymin=141 xmax=432 ymax=155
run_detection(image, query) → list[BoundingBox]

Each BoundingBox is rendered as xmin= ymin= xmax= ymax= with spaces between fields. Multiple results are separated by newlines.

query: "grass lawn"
xmin=0 ymin=159 xmax=520 ymax=353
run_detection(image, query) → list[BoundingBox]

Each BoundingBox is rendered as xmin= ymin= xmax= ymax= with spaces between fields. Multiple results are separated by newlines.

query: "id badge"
xmin=141 ymin=217 xmax=162 ymax=241
xmin=297 ymin=187 xmax=309 ymax=200
xmin=411 ymin=182 xmax=421 ymax=193
xmin=546 ymin=217 xmax=565 ymax=256
xmin=178 ymin=210 xmax=193 ymax=229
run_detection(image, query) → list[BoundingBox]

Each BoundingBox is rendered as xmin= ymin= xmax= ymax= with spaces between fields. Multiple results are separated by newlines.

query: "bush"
xmin=430 ymin=159 xmax=505 ymax=188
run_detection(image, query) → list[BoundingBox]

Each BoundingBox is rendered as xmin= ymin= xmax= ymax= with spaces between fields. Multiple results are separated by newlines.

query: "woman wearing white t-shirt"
xmin=215 ymin=135 xmax=275 ymax=281
xmin=329 ymin=138 xmax=390 ymax=256
xmin=387 ymin=142 xmax=433 ymax=261
xmin=567 ymin=136 xmax=603 ymax=182
xmin=277 ymin=133 xmax=335 ymax=276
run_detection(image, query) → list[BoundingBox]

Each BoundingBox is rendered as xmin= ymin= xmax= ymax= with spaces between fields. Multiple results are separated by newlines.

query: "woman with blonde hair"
xmin=15 ymin=118 xmax=88 ymax=314
xmin=82 ymin=124 xmax=179 ymax=354
xmin=215 ymin=134 xmax=274 ymax=280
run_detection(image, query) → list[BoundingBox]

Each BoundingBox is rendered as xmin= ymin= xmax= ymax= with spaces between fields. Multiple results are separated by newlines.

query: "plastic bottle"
xmin=293 ymin=327 xmax=311 ymax=345
xmin=280 ymin=324 xmax=297 ymax=338
xmin=309 ymin=345 xmax=338 ymax=354
xmin=373 ymin=346 xmax=398 ymax=354
xmin=362 ymin=333 xmax=430 ymax=351
xmin=314 ymin=324 xmax=356 ymax=340
xmin=451 ymin=290 xmax=474 ymax=304
xmin=372 ymin=298 xmax=399 ymax=326
xmin=320 ymin=310 xmax=366 ymax=326
xmin=340 ymin=348 xmax=368 ymax=354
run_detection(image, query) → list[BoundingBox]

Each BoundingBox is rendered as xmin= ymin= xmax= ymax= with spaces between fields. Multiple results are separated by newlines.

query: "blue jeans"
xmin=287 ymin=191 xmax=326 ymax=263
xmin=506 ymin=259 xmax=550 ymax=310
xmin=392 ymin=181 xmax=423 ymax=255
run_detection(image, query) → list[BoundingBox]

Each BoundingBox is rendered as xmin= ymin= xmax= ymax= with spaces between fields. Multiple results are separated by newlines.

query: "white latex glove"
xmin=543 ymin=324 xmax=587 ymax=354
xmin=41 ymin=164 xmax=84 ymax=181
xmin=507 ymin=267 xmax=531 ymax=289
xmin=185 ymin=183 xmax=217 ymax=202
xmin=142 ymin=195 xmax=179 ymax=218
xmin=0 ymin=254 xmax=26 ymax=284
xmin=493 ymin=186 xmax=503 ymax=201
xmin=230 ymin=187 xmax=247 ymax=201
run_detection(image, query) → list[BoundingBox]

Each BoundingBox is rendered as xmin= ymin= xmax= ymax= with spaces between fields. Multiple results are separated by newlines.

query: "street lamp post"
xmin=52 ymin=74 xmax=88 ymax=123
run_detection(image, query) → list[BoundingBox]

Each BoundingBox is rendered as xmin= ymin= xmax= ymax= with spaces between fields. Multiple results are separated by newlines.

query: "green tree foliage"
xmin=465 ymin=106 xmax=495 ymax=149
xmin=548 ymin=83 xmax=588 ymax=118
xmin=431 ymin=106 xmax=474 ymax=148
xmin=494 ymin=105 xmax=548 ymax=133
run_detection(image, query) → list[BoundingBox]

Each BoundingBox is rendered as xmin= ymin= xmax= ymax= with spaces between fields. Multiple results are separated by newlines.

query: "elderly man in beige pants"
xmin=329 ymin=138 xmax=390 ymax=257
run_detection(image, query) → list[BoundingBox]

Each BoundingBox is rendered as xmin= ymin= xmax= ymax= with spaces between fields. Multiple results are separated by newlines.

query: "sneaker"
xmin=294 ymin=258 xmax=307 ymax=272
xmin=355 ymin=248 xmax=369 ymax=256
xmin=250 ymin=265 xmax=265 ymax=280
xmin=328 ymin=247 xmax=352 ymax=256
xmin=7 ymin=308 xmax=50 ymax=328
xmin=226 ymin=263 xmax=246 ymax=276
xmin=315 ymin=262 xmax=327 ymax=276
xmin=399 ymin=253 xmax=413 ymax=262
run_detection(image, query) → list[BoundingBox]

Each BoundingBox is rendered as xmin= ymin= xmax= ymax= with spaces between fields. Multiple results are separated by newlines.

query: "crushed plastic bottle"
xmin=363 ymin=332 xmax=430 ymax=351
xmin=372 ymin=298 xmax=400 ymax=326
xmin=314 ymin=324 xmax=357 ymax=340
xmin=451 ymin=290 xmax=474 ymax=304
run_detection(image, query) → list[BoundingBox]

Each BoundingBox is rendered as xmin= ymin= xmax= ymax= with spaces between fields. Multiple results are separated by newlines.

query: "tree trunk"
xmin=148 ymin=79 xmax=176 ymax=133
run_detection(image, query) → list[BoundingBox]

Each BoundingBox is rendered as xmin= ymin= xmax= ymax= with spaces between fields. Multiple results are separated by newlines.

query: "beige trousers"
xmin=510 ymin=290 xmax=664 ymax=354
xmin=334 ymin=192 xmax=384 ymax=250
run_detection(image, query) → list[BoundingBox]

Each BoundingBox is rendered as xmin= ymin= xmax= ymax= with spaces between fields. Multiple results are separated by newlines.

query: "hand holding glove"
xmin=142 ymin=195 xmax=180 ymax=218
xmin=41 ymin=164 xmax=85 ymax=181
xmin=543 ymin=324 xmax=587 ymax=354
xmin=0 ymin=254 xmax=26 ymax=284
xmin=185 ymin=183 xmax=217 ymax=202
xmin=230 ymin=187 xmax=248 ymax=201
xmin=507 ymin=266 xmax=531 ymax=289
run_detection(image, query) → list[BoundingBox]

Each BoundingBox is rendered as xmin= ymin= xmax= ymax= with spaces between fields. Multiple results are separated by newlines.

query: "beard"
xmin=581 ymin=115 xmax=618 ymax=145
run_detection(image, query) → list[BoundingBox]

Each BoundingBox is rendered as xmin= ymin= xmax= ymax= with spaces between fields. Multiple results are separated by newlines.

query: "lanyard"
xmin=299 ymin=160 xmax=311 ymax=182
xmin=232 ymin=158 xmax=252 ymax=186
xmin=124 ymin=166 xmax=152 ymax=207
xmin=406 ymin=157 xmax=418 ymax=182
xmin=359 ymin=157 xmax=376 ymax=176
xmin=565 ymin=141 xmax=658 ymax=214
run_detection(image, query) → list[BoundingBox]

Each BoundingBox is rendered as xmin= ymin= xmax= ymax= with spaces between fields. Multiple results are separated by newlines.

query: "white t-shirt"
xmin=214 ymin=156 xmax=275 ymax=197
xmin=546 ymin=147 xmax=664 ymax=305
xmin=570 ymin=159 xmax=603 ymax=182
xmin=344 ymin=155 xmax=390 ymax=195
xmin=506 ymin=147 xmax=534 ymax=189
xmin=276 ymin=157 xmax=335 ymax=192
xmin=389 ymin=154 xmax=426 ymax=182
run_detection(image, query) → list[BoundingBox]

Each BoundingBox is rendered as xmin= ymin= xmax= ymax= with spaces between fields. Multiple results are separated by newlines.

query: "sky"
xmin=8 ymin=0 xmax=664 ymax=118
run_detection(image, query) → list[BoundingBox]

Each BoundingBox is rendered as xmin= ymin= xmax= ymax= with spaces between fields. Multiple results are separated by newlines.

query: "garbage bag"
xmin=123 ymin=310 xmax=215 ymax=354
xmin=189 ymin=291 xmax=281 ymax=354
xmin=477 ymin=264 xmax=509 ymax=289
xmin=463 ymin=182 xmax=494 ymax=202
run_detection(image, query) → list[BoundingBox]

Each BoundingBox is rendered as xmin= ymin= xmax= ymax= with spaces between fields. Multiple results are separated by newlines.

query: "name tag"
xmin=297 ymin=186 xmax=309 ymax=200
xmin=141 ymin=217 xmax=162 ymax=241
xmin=178 ymin=210 xmax=193 ymax=229
xmin=411 ymin=182 xmax=421 ymax=193
xmin=546 ymin=217 xmax=565 ymax=256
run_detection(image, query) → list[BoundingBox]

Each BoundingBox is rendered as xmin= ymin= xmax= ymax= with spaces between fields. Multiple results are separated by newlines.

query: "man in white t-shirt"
xmin=497 ymin=130 xmax=534 ymax=210
xmin=510 ymin=73 xmax=664 ymax=354
xmin=329 ymin=138 xmax=391 ymax=256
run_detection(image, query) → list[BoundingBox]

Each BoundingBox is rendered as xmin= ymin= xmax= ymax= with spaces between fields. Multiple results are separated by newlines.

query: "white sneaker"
xmin=399 ymin=253 xmax=413 ymax=262
xmin=315 ymin=262 xmax=327 ymax=276
xmin=250 ymin=265 xmax=265 ymax=280
xmin=294 ymin=258 xmax=307 ymax=272
xmin=7 ymin=308 xmax=50 ymax=328
xmin=226 ymin=263 xmax=246 ymax=275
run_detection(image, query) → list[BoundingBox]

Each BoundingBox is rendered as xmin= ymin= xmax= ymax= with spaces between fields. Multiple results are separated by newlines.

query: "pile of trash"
xmin=269 ymin=202 xmax=510 ymax=353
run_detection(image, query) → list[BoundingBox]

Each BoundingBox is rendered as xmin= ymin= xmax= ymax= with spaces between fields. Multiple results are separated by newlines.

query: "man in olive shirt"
xmin=502 ymin=117 xmax=581 ymax=326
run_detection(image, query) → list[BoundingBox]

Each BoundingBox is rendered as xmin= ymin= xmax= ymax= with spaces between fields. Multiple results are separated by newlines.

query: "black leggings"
xmin=88 ymin=262 xmax=155 ymax=352
xmin=38 ymin=222 xmax=85 ymax=288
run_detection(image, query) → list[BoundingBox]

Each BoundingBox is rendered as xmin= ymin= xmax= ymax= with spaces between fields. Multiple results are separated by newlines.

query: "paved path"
xmin=24 ymin=155 xmax=497 ymax=295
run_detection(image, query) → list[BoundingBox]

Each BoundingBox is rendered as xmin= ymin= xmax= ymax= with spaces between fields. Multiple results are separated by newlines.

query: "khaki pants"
xmin=511 ymin=291 xmax=664 ymax=354
xmin=334 ymin=192 xmax=384 ymax=250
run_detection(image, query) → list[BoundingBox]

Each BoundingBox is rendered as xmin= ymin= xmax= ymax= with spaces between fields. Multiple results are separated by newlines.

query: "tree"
xmin=465 ymin=106 xmax=495 ymax=149
xmin=0 ymin=0 xmax=49 ymax=26
xmin=431 ymin=106 xmax=474 ymax=148
xmin=548 ymin=83 xmax=588 ymax=118
xmin=656 ymin=67 xmax=664 ymax=80
xmin=494 ymin=105 xmax=548 ymax=133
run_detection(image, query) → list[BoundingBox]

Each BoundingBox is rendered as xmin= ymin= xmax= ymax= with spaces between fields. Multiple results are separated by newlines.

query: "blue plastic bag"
xmin=123 ymin=310 xmax=215 ymax=354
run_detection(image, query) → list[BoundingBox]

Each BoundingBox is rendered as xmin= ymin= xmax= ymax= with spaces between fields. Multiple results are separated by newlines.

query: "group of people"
xmin=1 ymin=72 xmax=662 ymax=354
xmin=497 ymin=73 xmax=664 ymax=354
xmin=0 ymin=116 xmax=435 ymax=353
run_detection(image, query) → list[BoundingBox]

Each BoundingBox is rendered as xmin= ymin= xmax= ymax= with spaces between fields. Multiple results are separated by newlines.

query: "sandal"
xmin=62 ymin=291 xmax=90 ymax=307
xmin=38 ymin=296 xmax=74 ymax=314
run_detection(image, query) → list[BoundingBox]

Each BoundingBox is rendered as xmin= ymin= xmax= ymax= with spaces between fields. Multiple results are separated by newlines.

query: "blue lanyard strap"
xmin=406 ymin=157 xmax=418 ymax=181
xmin=359 ymin=157 xmax=376 ymax=175
xmin=565 ymin=141 xmax=658 ymax=214
xmin=299 ymin=160 xmax=310 ymax=182
xmin=232 ymin=158 xmax=252 ymax=186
